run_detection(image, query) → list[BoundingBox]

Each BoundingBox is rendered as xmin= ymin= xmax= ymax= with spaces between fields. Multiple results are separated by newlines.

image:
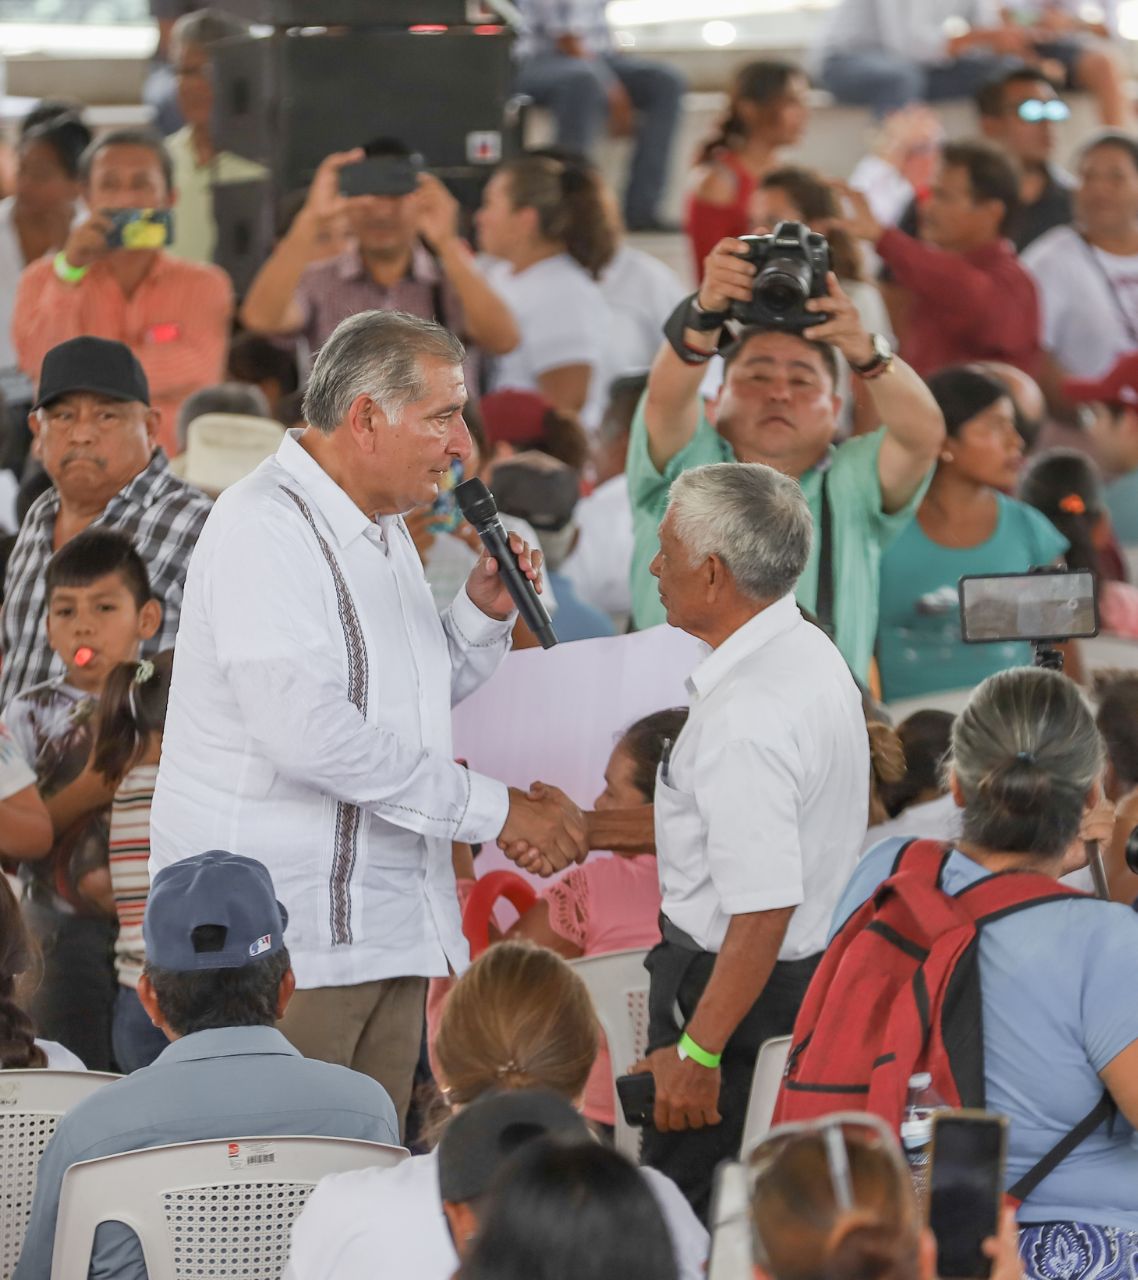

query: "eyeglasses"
xmin=715 ymin=1113 xmax=910 ymax=1269
xmin=1016 ymin=99 xmax=1071 ymax=123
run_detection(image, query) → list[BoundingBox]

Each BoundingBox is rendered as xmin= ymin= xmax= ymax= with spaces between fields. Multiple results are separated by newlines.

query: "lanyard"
xmin=1079 ymin=234 xmax=1138 ymax=346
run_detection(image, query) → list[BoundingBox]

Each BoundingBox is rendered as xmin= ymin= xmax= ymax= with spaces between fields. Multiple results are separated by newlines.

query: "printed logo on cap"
xmin=249 ymin=934 xmax=272 ymax=957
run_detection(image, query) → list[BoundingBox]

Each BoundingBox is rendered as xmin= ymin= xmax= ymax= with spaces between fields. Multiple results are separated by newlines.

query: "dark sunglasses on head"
xmin=1016 ymin=99 xmax=1071 ymax=123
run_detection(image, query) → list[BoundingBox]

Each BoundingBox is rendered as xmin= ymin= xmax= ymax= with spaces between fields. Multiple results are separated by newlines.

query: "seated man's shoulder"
xmin=160 ymin=252 xmax=234 ymax=301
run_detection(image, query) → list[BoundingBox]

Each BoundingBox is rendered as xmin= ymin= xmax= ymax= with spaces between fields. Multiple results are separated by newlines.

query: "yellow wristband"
xmin=53 ymin=251 xmax=88 ymax=284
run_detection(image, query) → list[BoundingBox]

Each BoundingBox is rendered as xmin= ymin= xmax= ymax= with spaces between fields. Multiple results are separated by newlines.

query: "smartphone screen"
xmin=928 ymin=1112 xmax=1007 ymax=1279
xmin=104 ymin=208 xmax=173 ymax=250
xmin=339 ymin=157 xmax=421 ymax=198
xmin=958 ymin=569 xmax=1098 ymax=643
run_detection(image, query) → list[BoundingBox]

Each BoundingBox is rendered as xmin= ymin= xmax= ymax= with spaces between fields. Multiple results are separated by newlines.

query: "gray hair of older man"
xmin=170 ymin=7 xmax=250 ymax=57
xmin=666 ymin=462 xmax=812 ymax=602
xmin=303 ymin=310 xmax=465 ymax=435
xmin=949 ymin=666 xmax=1102 ymax=858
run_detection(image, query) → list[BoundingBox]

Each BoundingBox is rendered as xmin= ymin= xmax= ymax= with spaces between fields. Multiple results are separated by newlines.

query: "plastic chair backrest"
xmin=0 ymin=1068 xmax=119 ymax=1280
xmin=569 ymin=948 xmax=651 ymax=1161
xmin=49 ymin=1135 xmax=408 ymax=1280
xmin=740 ymin=1035 xmax=792 ymax=1158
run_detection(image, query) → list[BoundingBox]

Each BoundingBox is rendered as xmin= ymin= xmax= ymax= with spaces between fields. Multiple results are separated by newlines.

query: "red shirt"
xmin=875 ymin=228 xmax=1041 ymax=378
xmin=685 ymin=150 xmax=758 ymax=282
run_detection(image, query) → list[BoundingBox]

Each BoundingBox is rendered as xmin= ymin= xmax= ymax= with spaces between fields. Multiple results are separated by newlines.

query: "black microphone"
xmin=455 ymin=477 xmax=558 ymax=650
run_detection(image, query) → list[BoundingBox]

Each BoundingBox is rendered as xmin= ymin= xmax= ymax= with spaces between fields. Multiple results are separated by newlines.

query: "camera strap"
xmin=1077 ymin=234 xmax=1138 ymax=346
xmin=815 ymin=471 xmax=835 ymax=638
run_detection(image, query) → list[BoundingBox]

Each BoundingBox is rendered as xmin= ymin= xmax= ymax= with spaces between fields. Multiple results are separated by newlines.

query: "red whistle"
xmin=74 ymin=647 xmax=94 ymax=667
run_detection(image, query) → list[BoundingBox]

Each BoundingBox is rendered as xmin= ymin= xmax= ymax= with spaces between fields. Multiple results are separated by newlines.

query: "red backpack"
xmin=774 ymin=839 xmax=1114 ymax=1205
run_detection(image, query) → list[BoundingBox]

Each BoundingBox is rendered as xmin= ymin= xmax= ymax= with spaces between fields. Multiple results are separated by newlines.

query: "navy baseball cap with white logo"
xmin=144 ymin=850 xmax=289 ymax=972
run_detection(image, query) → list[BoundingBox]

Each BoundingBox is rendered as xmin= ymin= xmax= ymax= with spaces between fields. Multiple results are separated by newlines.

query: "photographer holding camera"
xmin=240 ymin=141 xmax=519 ymax=387
xmin=12 ymin=128 xmax=234 ymax=458
xmin=629 ymin=224 xmax=944 ymax=682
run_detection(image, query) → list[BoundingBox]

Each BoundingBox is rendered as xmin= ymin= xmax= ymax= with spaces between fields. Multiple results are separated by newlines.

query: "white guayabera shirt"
xmin=150 ymin=431 xmax=514 ymax=988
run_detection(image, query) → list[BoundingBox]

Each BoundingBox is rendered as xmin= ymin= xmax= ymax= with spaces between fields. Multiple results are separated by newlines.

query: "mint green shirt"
xmin=1106 ymin=468 xmax=1138 ymax=546
xmin=627 ymin=403 xmax=929 ymax=680
xmin=877 ymin=493 xmax=1068 ymax=701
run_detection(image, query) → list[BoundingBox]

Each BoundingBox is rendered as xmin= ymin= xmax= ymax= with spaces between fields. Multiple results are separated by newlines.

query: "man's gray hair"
xmin=667 ymin=462 xmax=813 ymax=602
xmin=302 ymin=310 xmax=465 ymax=434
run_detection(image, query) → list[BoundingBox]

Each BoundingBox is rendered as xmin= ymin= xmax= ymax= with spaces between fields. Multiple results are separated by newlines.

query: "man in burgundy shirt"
xmin=836 ymin=139 xmax=1041 ymax=378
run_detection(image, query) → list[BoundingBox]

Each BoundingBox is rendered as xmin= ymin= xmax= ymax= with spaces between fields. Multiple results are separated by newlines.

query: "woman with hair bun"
xmin=284 ymin=941 xmax=707 ymax=1280
xmin=475 ymin=153 xmax=615 ymax=430
xmin=831 ymin=666 xmax=1138 ymax=1279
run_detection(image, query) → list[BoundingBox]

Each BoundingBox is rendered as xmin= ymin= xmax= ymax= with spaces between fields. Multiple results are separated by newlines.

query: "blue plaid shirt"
xmin=515 ymin=0 xmax=614 ymax=58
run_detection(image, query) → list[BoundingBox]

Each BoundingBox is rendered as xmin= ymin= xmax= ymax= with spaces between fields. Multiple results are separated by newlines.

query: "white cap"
xmin=908 ymin=1072 xmax=933 ymax=1089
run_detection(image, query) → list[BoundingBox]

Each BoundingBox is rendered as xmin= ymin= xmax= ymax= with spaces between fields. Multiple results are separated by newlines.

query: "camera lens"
xmin=755 ymin=257 xmax=812 ymax=317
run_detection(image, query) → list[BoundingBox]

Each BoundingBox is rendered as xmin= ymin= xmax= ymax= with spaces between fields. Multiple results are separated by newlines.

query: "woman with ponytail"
xmin=830 ymin=666 xmax=1138 ymax=1279
xmin=685 ymin=61 xmax=810 ymax=279
xmin=285 ymin=942 xmax=708 ymax=1280
xmin=0 ymin=874 xmax=83 ymax=1069
xmin=91 ymin=649 xmax=174 ymax=1072
xmin=1019 ymin=447 xmax=1138 ymax=638
xmin=475 ymin=153 xmax=616 ymax=430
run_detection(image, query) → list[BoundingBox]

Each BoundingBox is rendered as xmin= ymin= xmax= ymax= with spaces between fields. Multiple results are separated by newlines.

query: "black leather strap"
xmin=815 ymin=471 xmax=834 ymax=636
xmin=1007 ymin=1090 xmax=1116 ymax=1204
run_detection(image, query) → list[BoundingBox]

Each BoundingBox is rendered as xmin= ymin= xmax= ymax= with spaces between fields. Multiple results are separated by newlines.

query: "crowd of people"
xmin=2 ymin=0 xmax=1138 ymax=1277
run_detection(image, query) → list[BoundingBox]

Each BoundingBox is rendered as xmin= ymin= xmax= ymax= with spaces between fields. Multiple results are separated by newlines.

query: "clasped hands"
xmin=499 ymin=781 xmax=589 ymax=877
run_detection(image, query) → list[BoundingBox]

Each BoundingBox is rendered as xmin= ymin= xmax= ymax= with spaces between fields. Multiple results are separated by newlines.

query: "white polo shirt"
xmin=655 ymin=595 xmax=868 ymax=958
xmin=150 ymin=431 xmax=513 ymax=989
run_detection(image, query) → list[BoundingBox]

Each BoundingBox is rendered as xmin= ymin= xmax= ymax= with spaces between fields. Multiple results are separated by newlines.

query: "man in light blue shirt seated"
xmin=14 ymin=850 xmax=399 ymax=1280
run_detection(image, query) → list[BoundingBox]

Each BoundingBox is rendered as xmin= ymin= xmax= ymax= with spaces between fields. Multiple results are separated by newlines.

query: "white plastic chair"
xmin=740 ymin=1035 xmax=792 ymax=1158
xmin=570 ymin=948 xmax=651 ymax=1161
xmin=49 ymin=1135 xmax=408 ymax=1280
xmin=0 ymin=1068 xmax=119 ymax=1280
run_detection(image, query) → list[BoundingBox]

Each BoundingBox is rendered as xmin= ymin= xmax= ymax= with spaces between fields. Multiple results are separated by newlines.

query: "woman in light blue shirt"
xmin=832 ymin=667 xmax=1138 ymax=1280
xmin=877 ymin=367 xmax=1066 ymax=699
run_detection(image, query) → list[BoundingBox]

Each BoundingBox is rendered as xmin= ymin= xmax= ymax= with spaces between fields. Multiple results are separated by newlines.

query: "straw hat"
xmin=170 ymin=413 xmax=285 ymax=495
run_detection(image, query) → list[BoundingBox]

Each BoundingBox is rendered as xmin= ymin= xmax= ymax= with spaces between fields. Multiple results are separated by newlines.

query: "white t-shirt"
xmin=600 ymin=244 xmax=688 ymax=378
xmin=560 ymin=472 xmax=633 ymax=623
xmin=1023 ymin=224 xmax=1138 ymax=379
xmin=283 ymin=1145 xmax=708 ymax=1280
xmin=860 ymin=792 xmax=962 ymax=854
xmin=0 ymin=719 xmax=35 ymax=800
xmin=479 ymin=253 xmax=612 ymax=430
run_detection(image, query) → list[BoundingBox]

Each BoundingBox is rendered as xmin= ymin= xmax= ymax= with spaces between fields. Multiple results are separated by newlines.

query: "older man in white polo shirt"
xmin=151 ymin=310 xmax=587 ymax=1131
xmin=631 ymin=461 xmax=869 ymax=1220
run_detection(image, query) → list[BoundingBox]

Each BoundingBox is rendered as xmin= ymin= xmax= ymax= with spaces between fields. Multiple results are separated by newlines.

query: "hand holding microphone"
xmin=456 ymin=478 xmax=558 ymax=649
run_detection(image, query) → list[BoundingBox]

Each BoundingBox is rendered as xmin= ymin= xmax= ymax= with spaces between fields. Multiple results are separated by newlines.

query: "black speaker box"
xmin=210 ymin=27 xmax=517 ymax=295
xmin=212 ymin=28 xmax=515 ymax=190
xmin=218 ymin=0 xmax=475 ymax=25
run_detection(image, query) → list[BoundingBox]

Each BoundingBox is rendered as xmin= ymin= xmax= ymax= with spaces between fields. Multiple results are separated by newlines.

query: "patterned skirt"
xmin=1020 ymin=1222 xmax=1138 ymax=1280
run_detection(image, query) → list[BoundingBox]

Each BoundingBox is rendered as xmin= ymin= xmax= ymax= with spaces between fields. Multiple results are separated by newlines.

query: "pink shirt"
xmin=1100 ymin=580 xmax=1138 ymax=639
xmin=428 ymin=855 xmax=661 ymax=1127
xmin=543 ymin=855 xmax=662 ymax=1126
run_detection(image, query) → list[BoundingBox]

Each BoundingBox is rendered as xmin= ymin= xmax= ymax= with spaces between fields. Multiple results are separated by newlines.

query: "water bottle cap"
xmin=908 ymin=1072 xmax=933 ymax=1089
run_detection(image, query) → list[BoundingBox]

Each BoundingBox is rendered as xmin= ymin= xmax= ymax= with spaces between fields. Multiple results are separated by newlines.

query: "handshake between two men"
xmin=498 ymin=785 xmax=655 ymax=877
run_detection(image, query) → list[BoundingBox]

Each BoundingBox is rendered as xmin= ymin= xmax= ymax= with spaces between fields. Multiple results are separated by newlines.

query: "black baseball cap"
xmin=33 ymin=336 xmax=150 ymax=411
xmin=436 ymin=1089 xmax=589 ymax=1204
xmin=144 ymin=850 xmax=289 ymax=972
xmin=489 ymin=453 xmax=579 ymax=533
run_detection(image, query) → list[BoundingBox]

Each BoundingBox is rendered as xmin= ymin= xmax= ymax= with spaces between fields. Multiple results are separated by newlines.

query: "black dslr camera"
xmin=729 ymin=220 xmax=831 ymax=332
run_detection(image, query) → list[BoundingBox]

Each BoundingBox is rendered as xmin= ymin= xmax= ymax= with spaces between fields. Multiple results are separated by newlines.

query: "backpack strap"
xmin=1007 ymin=1090 xmax=1117 ymax=1204
xmin=954 ymin=867 xmax=1085 ymax=927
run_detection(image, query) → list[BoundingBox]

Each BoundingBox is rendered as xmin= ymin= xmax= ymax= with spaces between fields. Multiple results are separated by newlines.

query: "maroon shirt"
xmin=875 ymin=228 xmax=1042 ymax=378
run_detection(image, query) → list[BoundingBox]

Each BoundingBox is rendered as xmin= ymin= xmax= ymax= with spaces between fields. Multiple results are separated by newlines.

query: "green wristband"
xmin=678 ymin=1031 xmax=722 ymax=1069
xmin=53 ymin=251 xmax=88 ymax=284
